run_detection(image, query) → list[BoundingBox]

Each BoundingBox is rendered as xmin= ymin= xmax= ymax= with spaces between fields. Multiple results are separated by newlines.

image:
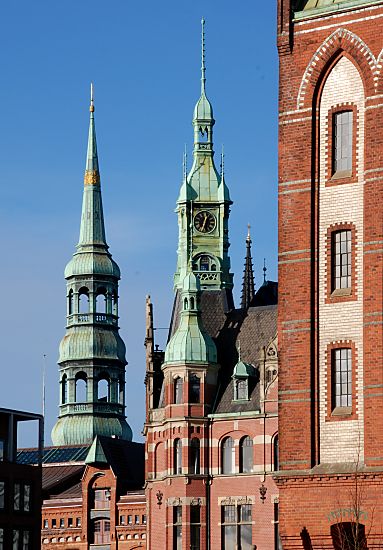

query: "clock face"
xmin=194 ymin=210 xmax=216 ymax=233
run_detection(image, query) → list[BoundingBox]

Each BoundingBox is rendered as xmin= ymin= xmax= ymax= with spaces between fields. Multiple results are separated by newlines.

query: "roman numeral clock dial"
xmin=194 ymin=210 xmax=216 ymax=233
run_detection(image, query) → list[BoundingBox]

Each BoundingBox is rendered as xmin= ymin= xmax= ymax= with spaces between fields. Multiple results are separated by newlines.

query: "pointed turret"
xmin=165 ymin=269 xmax=217 ymax=365
xmin=51 ymin=87 xmax=132 ymax=447
xmin=241 ymin=225 xmax=255 ymax=310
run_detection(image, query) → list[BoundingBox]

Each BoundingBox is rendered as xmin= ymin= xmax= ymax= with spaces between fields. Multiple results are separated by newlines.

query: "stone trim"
xmin=325 ymin=340 xmax=358 ymax=422
xmin=325 ymin=222 xmax=358 ymax=303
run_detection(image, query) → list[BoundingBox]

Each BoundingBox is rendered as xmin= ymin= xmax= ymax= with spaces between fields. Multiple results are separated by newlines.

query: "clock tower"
xmin=174 ymin=18 xmax=233 ymax=293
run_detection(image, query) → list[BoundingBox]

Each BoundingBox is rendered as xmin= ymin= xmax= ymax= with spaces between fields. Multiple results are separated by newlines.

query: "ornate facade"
xmin=144 ymin=20 xmax=280 ymax=550
xmin=277 ymin=0 xmax=383 ymax=548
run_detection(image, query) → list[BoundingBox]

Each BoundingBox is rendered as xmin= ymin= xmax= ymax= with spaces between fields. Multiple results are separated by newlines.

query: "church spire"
xmin=51 ymin=89 xmax=132 ymax=447
xmin=78 ymin=84 xmax=107 ymax=249
xmin=241 ymin=225 xmax=255 ymax=310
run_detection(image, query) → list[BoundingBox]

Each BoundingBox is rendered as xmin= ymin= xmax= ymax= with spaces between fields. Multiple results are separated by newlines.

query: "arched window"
xmin=189 ymin=438 xmax=200 ymax=474
xmin=174 ymin=377 xmax=183 ymax=404
xmin=154 ymin=441 xmax=164 ymax=479
xmin=118 ymin=378 xmax=124 ymax=405
xmin=190 ymin=297 xmax=195 ymax=309
xmin=273 ymin=434 xmax=279 ymax=471
xmin=174 ymin=439 xmax=182 ymax=475
xmin=239 ymin=436 xmax=253 ymax=473
xmin=96 ymin=291 xmax=107 ymax=314
xmin=68 ymin=290 xmax=74 ymax=315
xmin=97 ymin=377 xmax=109 ymax=402
xmin=78 ymin=288 xmax=89 ymax=314
xmin=92 ymin=518 xmax=110 ymax=544
xmin=189 ymin=375 xmax=200 ymax=403
xmin=184 ymin=298 xmax=189 ymax=310
xmin=61 ymin=375 xmax=68 ymax=404
xmin=193 ymin=254 xmax=218 ymax=272
xmin=331 ymin=522 xmax=366 ymax=550
xmin=221 ymin=437 xmax=235 ymax=474
xmin=112 ymin=291 xmax=118 ymax=316
xmin=75 ymin=374 xmax=87 ymax=402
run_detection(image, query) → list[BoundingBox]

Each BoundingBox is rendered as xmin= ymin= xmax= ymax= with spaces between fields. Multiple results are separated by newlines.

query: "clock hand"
xmin=201 ymin=213 xmax=208 ymax=231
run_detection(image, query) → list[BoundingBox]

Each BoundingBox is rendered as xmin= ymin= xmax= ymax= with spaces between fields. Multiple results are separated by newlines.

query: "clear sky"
xmin=0 ymin=0 xmax=278 ymax=446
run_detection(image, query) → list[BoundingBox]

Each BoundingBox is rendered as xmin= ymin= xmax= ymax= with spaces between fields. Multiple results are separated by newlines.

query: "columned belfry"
xmin=51 ymin=86 xmax=132 ymax=446
xmin=174 ymin=18 xmax=233 ymax=294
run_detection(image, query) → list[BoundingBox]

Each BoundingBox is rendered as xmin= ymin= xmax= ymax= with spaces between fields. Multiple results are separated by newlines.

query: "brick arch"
xmin=297 ymin=28 xmax=376 ymax=110
xmin=375 ymin=48 xmax=383 ymax=93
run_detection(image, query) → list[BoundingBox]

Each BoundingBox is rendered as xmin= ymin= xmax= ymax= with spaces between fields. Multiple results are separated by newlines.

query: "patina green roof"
xmin=164 ymin=271 xmax=217 ymax=365
xmin=59 ymin=327 xmax=126 ymax=363
xmin=51 ymin=88 xmax=131 ymax=448
xmin=51 ymin=415 xmax=132 ymax=447
xmin=296 ymin=0 xmax=376 ymax=14
xmin=85 ymin=436 xmax=107 ymax=464
xmin=232 ymin=360 xmax=255 ymax=378
xmin=65 ymin=85 xmax=116 ymax=279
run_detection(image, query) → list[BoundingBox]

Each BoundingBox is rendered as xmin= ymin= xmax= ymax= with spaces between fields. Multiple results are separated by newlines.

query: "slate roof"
xmin=163 ymin=283 xmax=278 ymax=415
xmin=42 ymin=465 xmax=84 ymax=493
xmin=21 ymin=438 xmax=145 ymax=500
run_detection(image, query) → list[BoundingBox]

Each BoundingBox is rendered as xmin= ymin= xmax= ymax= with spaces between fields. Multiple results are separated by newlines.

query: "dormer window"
xmin=234 ymin=379 xmax=248 ymax=401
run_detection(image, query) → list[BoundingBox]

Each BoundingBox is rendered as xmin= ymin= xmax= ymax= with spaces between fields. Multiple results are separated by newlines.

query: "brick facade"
xmin=277 ymin=1 xmax=383 ymax=547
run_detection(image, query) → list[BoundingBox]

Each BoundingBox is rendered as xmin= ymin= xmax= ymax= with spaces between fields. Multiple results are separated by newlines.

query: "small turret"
xmin=164 ymin=270 xmax=217 ymax=365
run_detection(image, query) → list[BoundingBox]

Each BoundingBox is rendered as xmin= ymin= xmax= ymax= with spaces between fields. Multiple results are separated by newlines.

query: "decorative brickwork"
xmin=277 ymin=0 xmax=383 ymax=547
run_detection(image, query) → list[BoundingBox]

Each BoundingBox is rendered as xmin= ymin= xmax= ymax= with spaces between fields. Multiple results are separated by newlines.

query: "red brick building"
xmin=22 ymin=438 xmax=146 ymax=549
xmin=277 ymin=0 xmax=383 ymax=547
xmin=143 ymin=19 xmax=280 ymax=550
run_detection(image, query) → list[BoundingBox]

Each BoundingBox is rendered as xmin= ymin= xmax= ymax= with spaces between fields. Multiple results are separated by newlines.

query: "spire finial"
xmin=237 ymin=340 xmax=241 ymax=361
xmin=201 ymin=17 xmax=206 ymax=94
xmin=220 ymin=144 xmax=225 ymax=177
xmin=247 ymin=223 xmax=251 ymax=242
xmin=263 ymin=258 xmax=267 ymax=284
xmin=90 ymin=82 xmax=94 ymax=113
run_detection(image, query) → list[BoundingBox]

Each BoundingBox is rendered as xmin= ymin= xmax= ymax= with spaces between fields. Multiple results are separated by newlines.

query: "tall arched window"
xmin=78 ymin=288 xmax=89 ymax=314
xmin=97 ymin=377 xmax=109 ymax=402
xmin=221 ymin=437 xmax=235 ymax=474
xmin=174 ymin=377 xmax=183 ymax=404
xmin=112 ymin=291 xmax=118 ymax=316
xmin=75 ymin=373 xmax=87 ymax=402
xmin=174 ymin=439 xmax=182 ymax=475
xmin=68 ymin=289 xmax=74 ymax=315
xmin=118 ymin=378 xmax=124 ymax=405
xmin=273 ymin=434 xmax=279 ymax=471
xmin=239 ymin=436 xmax=253 ymax=473
xmin=96 ymin=290 xmax=107 ymax=314
xmin=189 ymin=375 xmax=200 ymax=403
xmin=61 ymin=375 xmax=68 ymax=404
xmin=92 ymin=518 xmax=110 ymax=544
xmin=189 ymin=438 xmax=200 ymax=474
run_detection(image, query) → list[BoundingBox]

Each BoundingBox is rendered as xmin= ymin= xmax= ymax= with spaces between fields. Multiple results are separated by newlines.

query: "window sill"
xmin=332 ymin=407 xmax=352 ymax=417
xmin=331 ymin=288 xmax=352 ymax=297
xmin=331 ymin=169 xmax=352 ymax=180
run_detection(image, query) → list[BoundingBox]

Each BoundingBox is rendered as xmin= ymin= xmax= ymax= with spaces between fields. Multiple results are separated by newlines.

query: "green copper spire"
xmin=174 ymin=20 xmax=233 ymax=293
xmin=51 ymin=87 xmax=132 ymax=447
xmin=165 ymin=270 xmax=217 ymax=365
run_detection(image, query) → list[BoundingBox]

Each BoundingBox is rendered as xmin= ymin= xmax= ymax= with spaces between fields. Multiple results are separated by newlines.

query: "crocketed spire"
xmin=240 ymin=225 xmax=255 ymax=310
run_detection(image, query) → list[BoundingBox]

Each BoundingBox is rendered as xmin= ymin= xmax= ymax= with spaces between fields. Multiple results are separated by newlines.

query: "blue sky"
xmin=0 ymin=1 xmax=278 ymax=446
